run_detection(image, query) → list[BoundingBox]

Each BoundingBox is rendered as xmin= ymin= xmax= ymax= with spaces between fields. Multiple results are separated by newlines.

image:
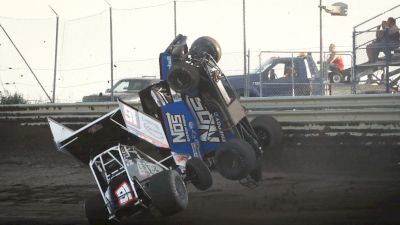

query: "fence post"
xmin=384 ymin=29 xmax=390 ymax=93
xmin=49 ymin=6 xmax=59 ymax=103
xmin=352 ymin=29 xmax=357 ymax=94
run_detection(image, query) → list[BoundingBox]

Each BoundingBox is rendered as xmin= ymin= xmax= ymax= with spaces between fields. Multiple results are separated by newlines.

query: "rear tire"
xmin=150 ymin=170 xmax=188 ymax=216
xmin=186 ymin=158 xmax=213 ymax=191
xmin=167 ymin=61 xmax=200 ymax=94
xmin=215 ymin=138 xmax=256 ymax=180
xmin=190 ymin=36 xmax=222 ymax=62
xmin=251 ymin=115 xmax=283 ymax=150
xmin=330 ymin=72 xmax=343 ymax=83
xmin=84 ymin=193 xmax=113 ymax=225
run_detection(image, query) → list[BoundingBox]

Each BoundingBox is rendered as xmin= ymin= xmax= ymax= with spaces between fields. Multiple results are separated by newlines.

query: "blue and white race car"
xmin=143 ymin=34 xmax=267 ymax=183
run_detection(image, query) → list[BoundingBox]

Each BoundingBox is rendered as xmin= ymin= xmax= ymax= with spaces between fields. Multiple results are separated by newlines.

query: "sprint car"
xmin=48 ymin=100 xmax=212 ymax=225
xmin=142 ymin=34 xmax=280 ymax=184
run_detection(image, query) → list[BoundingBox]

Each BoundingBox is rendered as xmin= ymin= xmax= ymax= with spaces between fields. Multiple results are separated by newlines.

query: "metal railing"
xmin=241 ymin=94 xmax=400 ymax=122
xmin=1 ymin=94 xmax=399 ymax=125
xmin=353 ymin=5 xmax=400 ymax=94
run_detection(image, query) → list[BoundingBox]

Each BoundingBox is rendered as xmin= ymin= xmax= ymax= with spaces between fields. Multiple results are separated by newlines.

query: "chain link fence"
xmin=0 ymin=1 xmax=248 ymax=103
xmin=0 ymin=2 xmax=399 ymax=103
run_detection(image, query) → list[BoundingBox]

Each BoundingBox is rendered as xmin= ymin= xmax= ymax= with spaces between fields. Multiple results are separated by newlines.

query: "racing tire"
xmin=215 ymin=138 xmax=257 ymax=180
xmin=186 ymin=158 xmax=213 ymax=191
xmin=329 ymin=72 xmax=343 ymax=83
xmin=150 ymin=170 xmax=188 ymax=216
xmin=167 ymin=61 xmax=200 ymax=94
xmin=84 ymin=193 xmax=114 ymax=225
xmin=251 ymin=115 xmax=283 ymax=150
xmin=190 ymin=36 xmax=222 ymax=62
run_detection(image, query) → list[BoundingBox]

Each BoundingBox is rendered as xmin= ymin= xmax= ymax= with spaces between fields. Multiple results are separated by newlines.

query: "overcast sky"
xmin=0 ymin=0 xmax=399 ymax=102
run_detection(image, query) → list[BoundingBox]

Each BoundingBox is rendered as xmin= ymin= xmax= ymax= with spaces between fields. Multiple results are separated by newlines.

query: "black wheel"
xmin=186 ymin=158 xmax=213 ymax=191
xmin=251 ymin=115 xmax=283 ymax=150
xmin=190 ymin=36 xmax=222 ymax=62
xmin=150 ymin=170 xmax=188 ymax=216
xmin=215 ymin=138 xmax=257 ymax=180
xmin=329 ymin=72 xmax=343 ymax=83
xmin=167 ymin=61 xmax=200 ymax=93
xmin=84 ymin=193 xmax=113 ymax=225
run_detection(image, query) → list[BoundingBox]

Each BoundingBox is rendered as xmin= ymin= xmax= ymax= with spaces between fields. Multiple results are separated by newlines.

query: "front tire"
xmin=215 ymin=139 xmax=256 ymax=180
xmin=84 ymin=193 xmax=112 ymax=225
xmin=150 ymin=170 xmax=188 ymax=216
xmin=186 ymin=158 xmax=213 ymax=191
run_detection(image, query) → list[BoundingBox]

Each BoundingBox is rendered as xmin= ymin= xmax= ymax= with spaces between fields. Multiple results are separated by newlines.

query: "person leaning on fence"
xmin=326 ymin=43 xmax=344 ymax=75
xmin=366 ymin=17 xmax=400 ymax=63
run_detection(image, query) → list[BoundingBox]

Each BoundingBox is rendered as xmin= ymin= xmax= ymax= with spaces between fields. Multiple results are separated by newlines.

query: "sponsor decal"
xmin=172 ymin=152 xmax=189 ymax=167
xmin=167 ymin=55 xmax=172 ymax=69
xmin=142 ymin=117 xmax=164 ymax=139
xmin=120 ymin=146 xmax=134 ymax=167
xmin=114 ymin=181 xmax=135 ymax=206
xmin=166 ymin=113 xmax=190 ymax=143
xmin=186 ymin=97 xmax=225 ymax=143
xmin=118 ymin=101 xmax=169 ymax=148
xmin=212 ymin=111 xmax=226 ymax=142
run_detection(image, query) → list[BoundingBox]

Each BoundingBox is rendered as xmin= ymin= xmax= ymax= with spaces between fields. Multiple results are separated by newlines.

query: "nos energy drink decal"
xmin=161 ymin=101 xmax=201 ymax=158
xmin=185 ymin=96 xmax=233 ymax=154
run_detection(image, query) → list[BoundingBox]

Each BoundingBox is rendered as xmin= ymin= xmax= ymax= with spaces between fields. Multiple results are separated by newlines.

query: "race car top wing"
xmin=47 ymin=108 xmax=132 ymax=164
xmin=47 ymin=117 xmax=74 ymax=155
xmin=118 ymin=99 xmax=169 ymax=149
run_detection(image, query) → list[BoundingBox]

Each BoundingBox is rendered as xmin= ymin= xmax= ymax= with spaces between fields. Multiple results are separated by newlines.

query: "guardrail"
xmin=1 ymin=94 xmax=399 ymax=145
xmin=1 ymin=94 xmax=399 ymax=125
xmin=241 ymin=94 xmax=400 ymax=122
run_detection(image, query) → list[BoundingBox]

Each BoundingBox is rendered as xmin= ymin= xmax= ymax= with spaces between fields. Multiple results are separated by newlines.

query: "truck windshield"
xmin=256 ymin=58 xmax=274 ymax=73
xmin=112 ymin=80 xmax=150 ymax=93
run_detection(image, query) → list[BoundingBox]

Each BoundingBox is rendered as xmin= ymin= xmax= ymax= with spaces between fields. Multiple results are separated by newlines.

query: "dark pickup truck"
xmin=227 ymin=55 xmax=323 ymax=97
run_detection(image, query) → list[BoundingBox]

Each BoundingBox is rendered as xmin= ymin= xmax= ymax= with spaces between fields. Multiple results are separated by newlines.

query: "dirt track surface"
xmin=1 ymin=144 xmax=400 ymax=225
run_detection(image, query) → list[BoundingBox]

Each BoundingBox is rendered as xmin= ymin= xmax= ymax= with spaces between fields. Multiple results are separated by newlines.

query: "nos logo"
xmin=187 ymin=97 xmax=224 ymax=143
xmin=166 ymin=113 xmax=189 ymax=143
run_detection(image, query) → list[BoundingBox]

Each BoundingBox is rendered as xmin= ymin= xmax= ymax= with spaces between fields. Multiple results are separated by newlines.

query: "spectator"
xmin=284 ymin=66 xmax=296 ymax=77
xmin=366 ymin=17 xmax=400 ymax=63
xmin=326 ymin=43 xmax=344 ymax=75
xmin=269 ymin=69 xmax=277 ymax=80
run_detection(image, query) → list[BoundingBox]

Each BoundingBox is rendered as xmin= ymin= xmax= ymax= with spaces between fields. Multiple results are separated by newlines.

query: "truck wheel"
xmin=150 ymin=170 xmax=188 ymax=216
xmin=186 ymin=158 xmax=213 ymax=191
xmin=84 ymin=193 xmax=112 ymax=225
xmin=330 ymin=72 xmax=343 ymax=83
xmin=215 ymin=138 xmax=256 ymax=180
xmin=251 ymin=115 xmax=283 ymax=150
xmin=190 ymin=36 xmax=222 ymax=62
xmin=167 ymin=61 xmax=200 ymax=93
